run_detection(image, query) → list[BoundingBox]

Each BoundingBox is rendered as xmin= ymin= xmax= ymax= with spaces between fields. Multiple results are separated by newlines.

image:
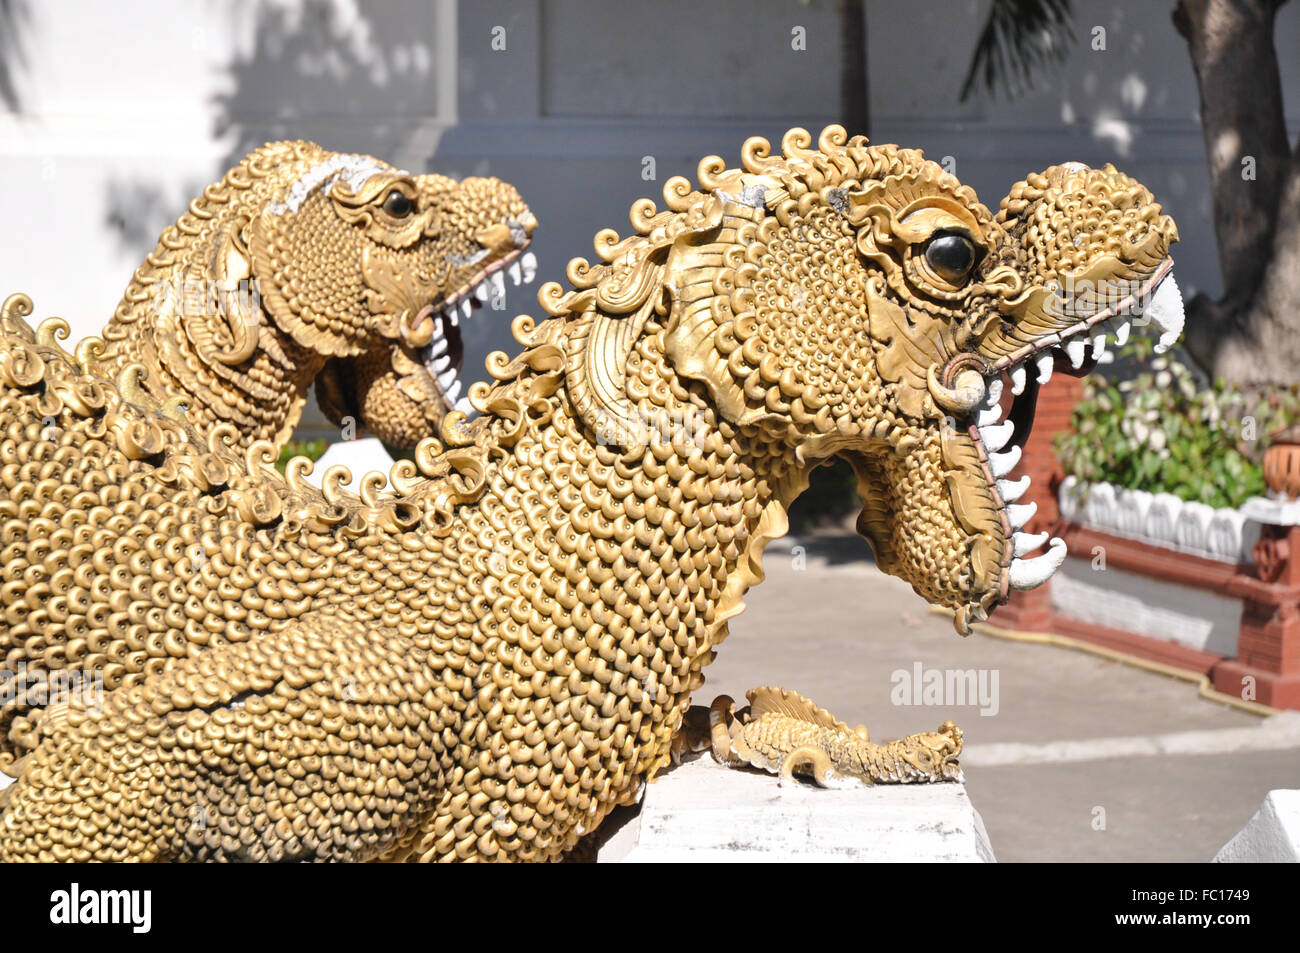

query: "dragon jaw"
xmin=939 ymin=260 xmax=1184 ymax=625
xmin=415 ymin=247 xmax=538 ymax=416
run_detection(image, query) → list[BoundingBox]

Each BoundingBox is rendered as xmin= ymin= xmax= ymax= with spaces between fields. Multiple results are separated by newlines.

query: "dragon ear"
xmin=564 ymin=285 xmax=661 ymax=450
xmin=247 ymin=209 xmax=365 ymax=358
xmin=662 ymin=200 xmax=760 ymax=426
xmin=151 ymin=217 xmax=262 ymax=384
xmin=562 ymin=194 xmax=774 ymax=446
xmin=209 ymin=218 xmax=260 ymax=365
xmin=564 ymin=196 xmax=759 ymax=448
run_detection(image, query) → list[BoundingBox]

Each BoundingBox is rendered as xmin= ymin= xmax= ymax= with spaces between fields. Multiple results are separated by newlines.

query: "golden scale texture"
xmin=93 ymin=140 xmax=535 ymax=453
xmin=0 ymin=126 xmax=1176 ymax=861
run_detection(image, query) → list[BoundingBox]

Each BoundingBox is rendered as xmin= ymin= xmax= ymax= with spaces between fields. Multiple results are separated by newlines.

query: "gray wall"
xmin=437 ymin=0 xmax=1297 ymax=378
xmin=1 ymin=0 xmax=1297 ymax=435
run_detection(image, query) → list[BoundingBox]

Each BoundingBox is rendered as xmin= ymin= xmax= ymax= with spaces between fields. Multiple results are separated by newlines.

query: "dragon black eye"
xmin=925 ymin=232 xmax=977 ymax=283
xmin=383 ymin=190 xmax=413 ymax=218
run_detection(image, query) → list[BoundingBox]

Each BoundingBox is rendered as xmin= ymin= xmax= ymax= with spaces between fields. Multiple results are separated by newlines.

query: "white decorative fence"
xmin=1058 ymin=477 xmax=1258 ymax=565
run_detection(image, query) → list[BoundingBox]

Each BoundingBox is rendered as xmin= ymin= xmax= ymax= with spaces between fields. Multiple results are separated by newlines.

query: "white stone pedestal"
xmin=595 ymin=755 xmax=995 ymax=862
xmin=1214 ymin=790 xmax=1300 ymax=862
xmin=302 ymin=438 xmax=395 ymax=488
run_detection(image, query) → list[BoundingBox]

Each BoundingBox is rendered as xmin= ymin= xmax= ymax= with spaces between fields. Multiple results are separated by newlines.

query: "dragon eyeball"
xmin=924 ymin=232 xmax=977 ymax=283
xmin=383 ymin=190 xmax=414 ymax=218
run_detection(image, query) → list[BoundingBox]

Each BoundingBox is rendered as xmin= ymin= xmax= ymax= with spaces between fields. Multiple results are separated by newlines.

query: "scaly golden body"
xmin=0 ymin=127 xmax=1178 ymax=860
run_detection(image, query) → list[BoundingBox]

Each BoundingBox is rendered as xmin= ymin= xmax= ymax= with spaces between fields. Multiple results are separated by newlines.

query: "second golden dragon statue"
xmin=0 ymin=126 xmax=1180 ymax=861
xmin=42 ymin=141 xmax=538 ymax=454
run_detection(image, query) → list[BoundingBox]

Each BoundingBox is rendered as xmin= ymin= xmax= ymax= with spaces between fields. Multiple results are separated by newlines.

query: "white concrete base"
xmin=595 ymin=755 xmax=995 ymax=862
xmin=1213 ymin=790 xmax=1300 ymax=863
xmin=302 ymin=438 xmax=395 ymax=489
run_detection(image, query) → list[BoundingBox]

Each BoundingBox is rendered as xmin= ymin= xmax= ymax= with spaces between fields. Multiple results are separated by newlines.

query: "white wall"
xmin=0 ymin=0 xmax=457 ymax=344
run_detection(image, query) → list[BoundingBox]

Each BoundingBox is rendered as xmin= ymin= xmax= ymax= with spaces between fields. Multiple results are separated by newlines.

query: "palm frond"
xmin=960 ymin=0 xmax=1074 ymax=102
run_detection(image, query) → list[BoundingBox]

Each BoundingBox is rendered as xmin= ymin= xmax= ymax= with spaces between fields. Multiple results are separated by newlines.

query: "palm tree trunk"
xmin=1173 ymin=0 xmax=1300 ymax=386
xmin=839 ymin=0 xmax=869 ymax=139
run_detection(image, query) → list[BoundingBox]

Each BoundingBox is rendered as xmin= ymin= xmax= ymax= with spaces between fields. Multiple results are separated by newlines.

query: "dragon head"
xmin=849 ymin=154 xmax=1179 ymax=632
xmin=571 ymin=127 xmax=1178 ymax=633
xmin=228 ymin=142 xmax=536 ymax=446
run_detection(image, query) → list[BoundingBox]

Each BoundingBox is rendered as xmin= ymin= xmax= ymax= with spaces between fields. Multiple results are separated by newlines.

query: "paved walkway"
xmin=702 ymin=532 xmax=1300 ymax=862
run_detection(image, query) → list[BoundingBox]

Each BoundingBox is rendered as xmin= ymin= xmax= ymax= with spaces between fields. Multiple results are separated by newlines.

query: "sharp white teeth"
xmin=988 ymin=444 xmax=1022 ymax=478
xmin=454 ymin=395 xmax=475 ymax=414
xmin=443 ymin=307 xmax=456 ymax=325
xmin=983 ymin=376 xmax=1004 ymax=407
xmin=976 ymin=377 xmax=1004 ymax=428
xmin=1145 ymin=275 xmax=1184 ymax=353
xmin=1035 ymin=352 xmax=1054 ymax=385
xmin=437 ymin=368 xmax=457 ymax=388
xmin=521 ymin=251 xmax=537 ymax=282
xmin=475 ymin=281 xmax=490 ymax=302
xmin=1091 ymin=331 xmax=1108 ymax=360
xmin=1006 ymin=501 xmax=1037 ymax=531
xmin=1012 ymin=530 xmax=1049 ymax=557
xmin=461 ymin=298 xmax=472 ymax=319
xmin=449 ymin=310 xmax=460 ymax=328
xmin=997 ymin=475 xmax=1030 ymax=503
xmin=1010 ymin=365 xmax=1027 ymax=396
xmin=444 ymin=379 xmax=462 ymax=402
xmin=1113 ymin=319 xmax=1131 ymax=346
xmin=490 ymin=271 xmax=506 ymax=299
xmin=508 ymin=260 xmax=522 ymax=286
xmin=1065 ymin=337 xmax=1086 ymax=368
xmin=1008 ymin=537 xmax=1068 ymax=590
xmin=432 ymin=353 xmax=451 ymax=371
xmin=429 ymin=336 xmax=448 ymax=357
xmin=979 ymin=420 xmax=1014 ymax=452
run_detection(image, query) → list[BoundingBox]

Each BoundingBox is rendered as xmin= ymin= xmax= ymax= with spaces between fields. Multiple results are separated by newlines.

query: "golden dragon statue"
xmin=0 ymin=126 xmax=1180 ymax=861
xmin=85 ymin=140 xmax=537 ymax=452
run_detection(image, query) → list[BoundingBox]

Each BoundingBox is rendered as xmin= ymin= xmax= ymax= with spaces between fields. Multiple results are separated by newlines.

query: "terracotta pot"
xmin=1264 ymin=424 xmax=1300 ymax=499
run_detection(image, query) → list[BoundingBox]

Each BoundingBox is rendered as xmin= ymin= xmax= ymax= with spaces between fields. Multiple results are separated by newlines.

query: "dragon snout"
xmin=476 ymin=213 xmax=537 ymax=255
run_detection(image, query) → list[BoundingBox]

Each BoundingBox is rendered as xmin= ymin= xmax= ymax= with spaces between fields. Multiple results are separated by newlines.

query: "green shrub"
xmin=275 ymin=438 xmax=328 ymax=473
xmin=1055 ymin=336 xmax=1300 ymax=509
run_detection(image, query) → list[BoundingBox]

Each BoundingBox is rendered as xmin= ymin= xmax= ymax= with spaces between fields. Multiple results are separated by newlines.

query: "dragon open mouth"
xmin=962 ymin=258 xmax=1183 ymax=594
xmin=419 ymin=248 xmax=538 ymax=413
